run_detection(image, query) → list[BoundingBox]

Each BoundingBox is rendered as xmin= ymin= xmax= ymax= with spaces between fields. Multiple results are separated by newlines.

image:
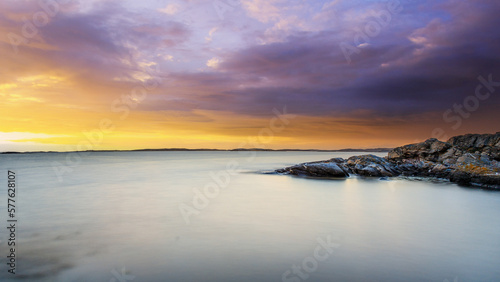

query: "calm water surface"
xmin=1 ymin=151 xmax=500 ymax=281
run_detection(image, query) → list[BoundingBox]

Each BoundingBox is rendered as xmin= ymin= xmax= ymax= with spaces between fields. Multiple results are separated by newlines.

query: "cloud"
xmin=160 ymin=54 xmax=174 ymax=61
xmin=199 ymin=0 xmax=500 ymax=118
xmin=241 ymin=0 xmax=282 ymax=23
xmin=0 ymin=0 xmax=191 ymax=96
xmin=158 ymin=3 xmax=180 ymax=15
xmin=205 ymin=27 xmax=218 ymax=42
xmin=1 ymin=0 xmax=500 ymax=151
xmin=206 ymin=57 xmax=221 ymax=68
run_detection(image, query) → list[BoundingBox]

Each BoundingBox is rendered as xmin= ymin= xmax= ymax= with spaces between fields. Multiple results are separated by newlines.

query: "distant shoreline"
xmin=0 ymin=148 xmax=392 ymax=154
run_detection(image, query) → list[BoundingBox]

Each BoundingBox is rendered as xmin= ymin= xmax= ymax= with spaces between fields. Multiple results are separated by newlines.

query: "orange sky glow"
xmin=1 ymin=0 xmax=499 ymax=152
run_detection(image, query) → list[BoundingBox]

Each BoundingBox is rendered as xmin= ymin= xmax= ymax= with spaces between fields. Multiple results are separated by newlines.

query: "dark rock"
xmin=274 ymin=132 xmax=500 ymax=189
xmin=277 ymin=161 xmax=349 ymax=177
xmin=447 ymin=132 xmax=500 ymax=149
xmin=387 ymin=138 xmax=452 ymax=162
xmin=447 ymin=132 xmax=500 ymax=161
xmin=328 ymin=157 xmax=346 ymax=164
xmin=449 ymin=170 xmax=473 ymax=186
xmin=429 ymin=164 xmax=453 ymax=179
xmin=346 ymin=155 xmax=400 ymax=177
xmin=438 ymin=147 xmax=462 ymax=164
xmin=469 ymin=174 xmax=500 ymax=189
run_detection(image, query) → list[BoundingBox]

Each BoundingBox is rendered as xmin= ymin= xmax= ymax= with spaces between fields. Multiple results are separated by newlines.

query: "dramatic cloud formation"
xmin=0 ymin=0 xmax=499 ymax=151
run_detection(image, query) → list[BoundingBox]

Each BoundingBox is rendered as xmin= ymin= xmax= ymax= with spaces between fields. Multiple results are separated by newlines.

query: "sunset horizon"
xmin=1 ymin=0 xmax=499 ymax=151
xmin=2 ymin=1 xmax=500 ymax=281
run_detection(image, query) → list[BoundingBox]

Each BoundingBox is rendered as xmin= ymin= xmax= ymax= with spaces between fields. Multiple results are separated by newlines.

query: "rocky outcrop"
xmin=346 ymin=155 xmax=400 ymax=177
xmin=277 ymin=155 xmax=401 ymax=178
xmin=387 ymin=138 xmax=451 ymax=162
xmin=275 ymin=132 xmax=500 ymax=189
xmin=448 ymin=133 xmax=500 ymax=150
xmin=276 ymin=160 xmax=349 ymax=177
xmin=447 ymin=133 xmax=500 ymax=161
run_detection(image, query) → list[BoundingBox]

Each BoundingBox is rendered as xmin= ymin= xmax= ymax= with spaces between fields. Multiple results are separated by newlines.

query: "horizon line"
xmin=0 ymin=147 xmax=393 ymax=154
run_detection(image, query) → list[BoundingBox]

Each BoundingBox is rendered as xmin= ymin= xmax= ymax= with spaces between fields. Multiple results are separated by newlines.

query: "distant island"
xmin=275 ymin=133 xmax=500 ymax=189
xmin=0 ymin=148 xmax=392 ymax=154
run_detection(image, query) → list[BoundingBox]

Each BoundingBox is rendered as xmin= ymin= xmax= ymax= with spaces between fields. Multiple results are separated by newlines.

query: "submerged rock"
xmin=275 ymin=132 xmax=500 ymax=189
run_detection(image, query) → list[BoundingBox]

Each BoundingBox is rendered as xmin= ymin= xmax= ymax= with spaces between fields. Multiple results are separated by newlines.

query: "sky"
xmin=0 ymin=0 xmax=499 ymax=151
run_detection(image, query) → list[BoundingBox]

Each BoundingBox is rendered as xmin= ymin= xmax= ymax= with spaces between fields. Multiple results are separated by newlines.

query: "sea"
xmin=1 ymin=151 xmax=499 ymax=282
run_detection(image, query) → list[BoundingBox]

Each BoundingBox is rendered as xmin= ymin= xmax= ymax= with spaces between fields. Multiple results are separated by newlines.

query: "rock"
xmin=449 ymin=170 xmax=472 ymax=186
xmin=346 ymin=155 xmax=400 ymax=177
xmin=438 ymin=147 xmax=462 ymax=164
xmin=469 ymin=174 xmax=500 ymax=189
xmin=430 ymin=164 xmax=452 ymax=179
xmin=447 ymin=132 xmax=500 ymax=149
xmin=328 ymin=157 xmax=346 ymax=163
xmin=276 ymin=161 xmax=349 ymax=177
xmin=447 ymin=132 xmax=500 ymax=161
xmin=387 ymin=138 xmax=452 ymax=162
xmin=456 ymin=153 xmax=477 ymax=164
xmin=274 ymin=132 xmax=500 ymax=189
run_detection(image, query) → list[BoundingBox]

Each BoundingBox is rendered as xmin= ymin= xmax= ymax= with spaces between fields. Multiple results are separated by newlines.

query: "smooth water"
xmin=1 ymin=151 xmax=500 ymax=282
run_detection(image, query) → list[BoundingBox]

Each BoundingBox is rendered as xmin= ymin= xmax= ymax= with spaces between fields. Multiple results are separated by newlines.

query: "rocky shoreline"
xmin=275 ymin=133 xmax=500 ymax=189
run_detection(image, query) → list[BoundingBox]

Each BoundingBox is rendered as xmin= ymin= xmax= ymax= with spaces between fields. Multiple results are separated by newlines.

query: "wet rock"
xmin=346 ymin=155 xmax=400 ymax=177
xmin=275 ymin=132 xmax=500 ymax=189
xmin=470 ymin=174 xmax=500 ymax=189
xmin=429 ymin=163 xmax=452 ymax=179
xmin=276 ymin=161 xmax=349 ymax=177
